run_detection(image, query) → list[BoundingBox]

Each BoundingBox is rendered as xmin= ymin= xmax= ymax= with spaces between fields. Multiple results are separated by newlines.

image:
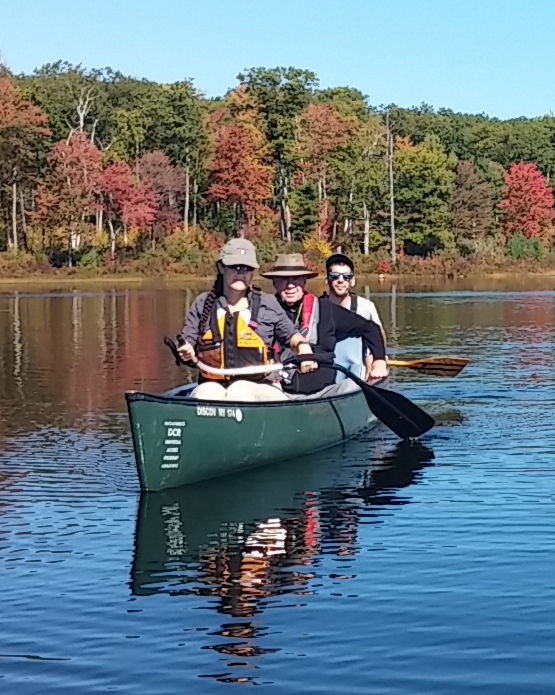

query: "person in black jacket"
xmin=262 ymin=254 xmax=388 ymax=395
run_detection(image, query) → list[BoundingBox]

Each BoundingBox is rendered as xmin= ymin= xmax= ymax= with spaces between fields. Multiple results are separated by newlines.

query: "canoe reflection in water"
xmin=130 ymin=439 xmax=435 ymax=617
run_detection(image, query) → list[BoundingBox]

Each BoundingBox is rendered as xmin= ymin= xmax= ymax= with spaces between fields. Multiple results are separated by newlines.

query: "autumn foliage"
xmin=499 ymin=162 xmax=555 ymax=243
xmin=136 ymin=150 xmax=185 ymax=232
xmin=0 ymin=78 xmax=49 ymax=140
xmin=298 ymin=104 xmax=352 ymax=169
xmin=101 ymin=161 xmax=158 ymax=231
xmin=34 ymin=132 xmax=102 ymax=229
xmin=208 ymin=123 xmax=273 ymax=225
xmin=4 ymin=62 xmax=555 ymax=274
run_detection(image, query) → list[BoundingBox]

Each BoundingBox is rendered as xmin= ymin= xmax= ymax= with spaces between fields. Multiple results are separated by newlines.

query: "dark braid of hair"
xmin=199 ymin=273 xmax=223 ymax=335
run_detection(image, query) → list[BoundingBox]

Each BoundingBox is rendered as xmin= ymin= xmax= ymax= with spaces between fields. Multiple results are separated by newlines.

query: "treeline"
xmin=1 ymin=60 xmax=555 ymax=275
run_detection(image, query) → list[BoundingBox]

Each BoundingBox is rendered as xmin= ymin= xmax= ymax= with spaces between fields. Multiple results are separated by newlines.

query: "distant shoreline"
xmin=1 ymin=270 xmax=555 ymax=294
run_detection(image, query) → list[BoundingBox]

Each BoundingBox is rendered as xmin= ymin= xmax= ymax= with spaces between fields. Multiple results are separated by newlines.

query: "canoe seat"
xmin=286 ymin=379 xmax=360 ymax=400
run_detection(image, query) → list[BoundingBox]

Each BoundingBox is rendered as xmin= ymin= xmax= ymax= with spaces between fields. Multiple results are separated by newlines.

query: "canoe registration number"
xmin=196 ymin=405 xmax=244 ymax=423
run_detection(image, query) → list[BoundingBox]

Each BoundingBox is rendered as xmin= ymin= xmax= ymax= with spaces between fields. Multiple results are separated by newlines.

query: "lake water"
xmin=0 ymin=280 xmax=554 ymax=693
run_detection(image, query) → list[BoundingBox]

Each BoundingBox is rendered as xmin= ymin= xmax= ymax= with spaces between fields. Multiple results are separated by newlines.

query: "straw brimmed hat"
xmin=260 ymin=253 xmax=319 ymax=279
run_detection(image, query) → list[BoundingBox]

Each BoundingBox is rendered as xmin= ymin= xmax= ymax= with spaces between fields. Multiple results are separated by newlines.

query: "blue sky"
xmin=1 ymin=0 xmax=553 ymax=119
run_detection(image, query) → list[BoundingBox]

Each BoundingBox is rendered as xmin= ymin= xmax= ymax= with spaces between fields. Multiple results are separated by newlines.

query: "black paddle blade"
xmin=329 ymin=363 xmax=435 ymax=439
xmin=361 ymin=383 xmax=435 ymax=439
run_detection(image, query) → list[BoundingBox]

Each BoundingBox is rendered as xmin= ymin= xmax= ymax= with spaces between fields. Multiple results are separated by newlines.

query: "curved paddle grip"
xmin=164 ymin=336 xmax=330 ymax=371
xmin=163 ymin=336 xmax=198 ymax=368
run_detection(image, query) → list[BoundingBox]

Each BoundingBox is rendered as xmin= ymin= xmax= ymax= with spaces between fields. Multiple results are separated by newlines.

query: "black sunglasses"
xmin=328 ymin=272 xmax=354 ymax=281
xmin=226 ymin=264 xmax=254 ymax=273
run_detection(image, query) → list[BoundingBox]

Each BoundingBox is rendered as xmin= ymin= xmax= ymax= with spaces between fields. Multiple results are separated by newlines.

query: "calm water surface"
xmin=0 ymin=281 xmax=554 ymax=693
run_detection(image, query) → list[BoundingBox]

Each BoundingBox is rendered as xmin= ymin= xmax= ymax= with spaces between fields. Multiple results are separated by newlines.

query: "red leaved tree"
xmin=297 ymin=103 xmax=353 ymax=200
xmin=0 ymin=77 xmax=51 ymax=250
xmin=33 ymin=132 xmax=102 ymax=264
xmin=499 ymin=162 xmax=555 ymax=243
xmin=136 ymin=150 xmax=185 ymax=234
xmin=208 ymin=122 xmax=273 ymax=229
xmin=100 ymin=161 xmax=159 ymax=258
xmin=296 ymin=103 xmax=354 ymax=239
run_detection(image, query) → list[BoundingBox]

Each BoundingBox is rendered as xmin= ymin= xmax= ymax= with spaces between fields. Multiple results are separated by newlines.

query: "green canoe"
xmin=125 ymin=380 xmax=386 ymax=491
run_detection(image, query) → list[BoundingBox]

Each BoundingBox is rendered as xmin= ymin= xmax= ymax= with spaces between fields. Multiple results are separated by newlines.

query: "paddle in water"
xmin=295 ymin=355 xmax=435 ymax=440
xmin=388 ymin=356 xmax=469 ymax=377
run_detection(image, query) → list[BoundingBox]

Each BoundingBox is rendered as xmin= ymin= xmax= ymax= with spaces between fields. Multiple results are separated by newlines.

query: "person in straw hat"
xmin=261 ymin=253 xmax=388 ymax=396
xmin=178 ymin=239 xmax=317 ymax=402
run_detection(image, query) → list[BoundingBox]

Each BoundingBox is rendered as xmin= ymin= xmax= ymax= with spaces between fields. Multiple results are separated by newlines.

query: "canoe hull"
xmin=126 ymin=384 xmax=383 ymax=491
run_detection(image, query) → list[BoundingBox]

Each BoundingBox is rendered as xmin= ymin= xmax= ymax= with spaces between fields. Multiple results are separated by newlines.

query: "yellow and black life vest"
xmin=197 ymin=288 xmax=271 ymax=381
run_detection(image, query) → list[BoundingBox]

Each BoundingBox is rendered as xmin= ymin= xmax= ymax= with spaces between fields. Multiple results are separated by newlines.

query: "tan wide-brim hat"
xmin=261 ymin=253 xmax=319 ymax=279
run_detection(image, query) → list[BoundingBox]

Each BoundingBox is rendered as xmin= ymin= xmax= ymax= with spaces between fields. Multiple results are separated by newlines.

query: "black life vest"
xmin=320 ymin=291 xmax=358 ymax=313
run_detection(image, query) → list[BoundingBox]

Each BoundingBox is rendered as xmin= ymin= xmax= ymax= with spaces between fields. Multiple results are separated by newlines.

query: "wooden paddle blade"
xmin=362 ymin=384 xmax=436 ymax=439
xmin=388 ymin=357 xmax=470 ymax=377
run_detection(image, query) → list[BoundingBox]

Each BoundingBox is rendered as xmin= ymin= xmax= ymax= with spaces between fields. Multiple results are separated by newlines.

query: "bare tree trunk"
xmin=74 ymin=213 xmax=84 ymax=251
xmin=332 ymin=219 xmax=338 ymax=242
xmin=184 ymin=166 xmax=190 ymax=232
xmin=19 ymin=189 xmax=28 ymax=252
xmin=192 ymin=179 xmax=198 ymax=227
xmin=285 ymin=201 xmax=291 ymax=242
xmin=343 ymin=181 xmax=355 ymax=235
xmin=123 ymin=224 xmax=128 ymax=247
xmin=108 ymin=219 xmax=116 ymax=260
xmin=279 ymin=196 xmax=287 ymax=241
xmin=363 ymin=201 xmax=370 ymax=256
xmin=68 ymin=227 xmax=73 ymax=268
xmin=279 ymin=166 xmax=291 ymax=242
xmin=91 ymin=118 xmax=99 ymax=144
xmin=386 ymin=110 xmax=396 ymax=264
xmin=96 ymin=205 xmax=103 ymax=232
xmin=12 ymin=181 xmax=18 ymax=251
xmin=75 ymin=86 xmax=95 ymax=134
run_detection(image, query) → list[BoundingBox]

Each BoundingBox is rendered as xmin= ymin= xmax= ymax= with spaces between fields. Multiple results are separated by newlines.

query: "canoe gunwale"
xmin=125 ymin=376 xmax=387 ymax=409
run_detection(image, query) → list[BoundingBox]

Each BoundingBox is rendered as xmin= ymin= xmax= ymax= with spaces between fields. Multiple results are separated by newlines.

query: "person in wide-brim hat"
xmin=264 ymin=250 xmax=388 ymax=395
xmin=261 ymin=253 xmax=319 ymax=279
